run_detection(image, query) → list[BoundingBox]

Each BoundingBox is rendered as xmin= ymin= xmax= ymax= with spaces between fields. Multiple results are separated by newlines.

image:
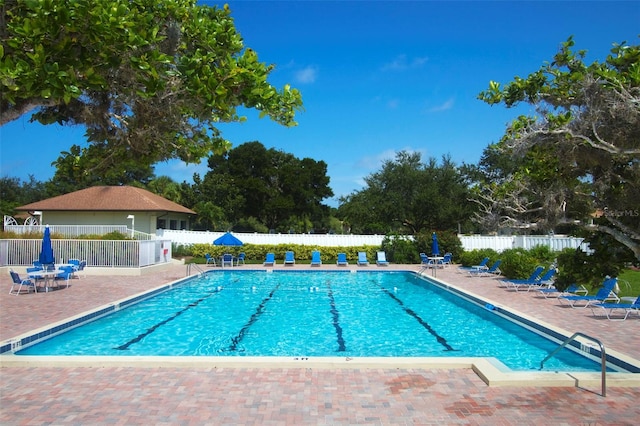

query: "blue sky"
xmin=1 ymin=1 xmax=638 ymax=206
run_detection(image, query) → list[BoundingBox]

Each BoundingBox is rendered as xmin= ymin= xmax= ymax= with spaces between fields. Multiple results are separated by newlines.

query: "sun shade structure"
xmin=213 ymin=232 xmax=243 ymax=246
xmin=431 ymin=232 xmax=440 ymax=256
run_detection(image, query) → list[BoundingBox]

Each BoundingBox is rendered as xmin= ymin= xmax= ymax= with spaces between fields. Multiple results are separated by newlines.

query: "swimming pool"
xmin=13 ymin=271 xmax=612 ymax=372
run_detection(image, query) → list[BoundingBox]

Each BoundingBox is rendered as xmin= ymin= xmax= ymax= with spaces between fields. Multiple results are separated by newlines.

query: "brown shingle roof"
xmin=17 ymin=186 xmax=196 ymax=214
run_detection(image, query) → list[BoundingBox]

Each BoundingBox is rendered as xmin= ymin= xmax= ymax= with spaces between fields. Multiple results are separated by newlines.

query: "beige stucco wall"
xmin=38 ymin=212 xmax=191 ymax=234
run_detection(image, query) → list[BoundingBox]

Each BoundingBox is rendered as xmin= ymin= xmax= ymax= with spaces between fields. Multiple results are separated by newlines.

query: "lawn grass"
xmin=617 ymin=269 xmax=640 ymax=297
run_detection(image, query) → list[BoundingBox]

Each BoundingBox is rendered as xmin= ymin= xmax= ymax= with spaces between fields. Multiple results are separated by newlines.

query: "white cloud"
xmin=426 ymin=98 xmax=455 ymax=112
xmin=381 ymin=55 xmax=428 ymax=72
xmin=294 ymin=66 xmax=318 ymax=83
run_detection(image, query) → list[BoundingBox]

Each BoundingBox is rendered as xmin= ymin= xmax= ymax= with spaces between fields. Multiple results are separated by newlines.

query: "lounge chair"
xmin=500 ymin=266 xmax=545 ymax=288
xmin=9 ymin=269 xmax=37 ymax=295
xmin=469 ymin=260 xmax=501 ymax=277
xmin=310 ymin=251 xmax=322 ymax=266
xmin=458 ymin=257 xmax=490 ymax=274
xmin=221 ymin=253 xmax=234 ymax=268
xmin=559 ymin=277 xmax=620 ymax=308
xmin=538 ymin=283 xmax=588 ymax=299
xmin=205 ymin=253 xmax=216 ymax=267
xmin=264 ymin=252 xmax=276 ymax=266
xmin=357 ymin=252 xmax=369 ymax=266
xmin=510 ymin=268 xmax=557 ymax=292
xmin=590 ymin=296 xmax=640 ymax=321
xmin=376 ymin=251 xmax=389 ymax=266
xmin=284 ymin=251 xmax=295 ymax=266
xmin=337 ymin=253 xmax=348 ymax=266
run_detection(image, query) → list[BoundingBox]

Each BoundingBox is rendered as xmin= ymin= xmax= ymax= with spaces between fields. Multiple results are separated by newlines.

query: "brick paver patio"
xmin=1 ymin=262 xmax=639 ymax=425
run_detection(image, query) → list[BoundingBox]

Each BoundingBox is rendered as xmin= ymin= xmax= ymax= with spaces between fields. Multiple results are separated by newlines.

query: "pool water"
xmin=18 ymin=271 xmax=602 ymax=372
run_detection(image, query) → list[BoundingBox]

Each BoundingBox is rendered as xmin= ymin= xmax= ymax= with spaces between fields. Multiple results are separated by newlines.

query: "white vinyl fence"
xmin=0 ymin=239 xmax=172 ymax=268
xmin=459 ymin=234 xmax=588 ymax=253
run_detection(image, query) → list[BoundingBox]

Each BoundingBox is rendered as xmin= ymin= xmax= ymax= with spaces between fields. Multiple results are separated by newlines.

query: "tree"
xmin=1 ymin=0 xmax=303 ymax=175
xmin=338 ymin=152 xmax=474 ymax=235
xmin=0 ymin=175 xmax=48 ymax=220
xmin=477 ymin=37 xmax=640 ymax=260
xmin=196 ymin=141 xmax=333 ymax=232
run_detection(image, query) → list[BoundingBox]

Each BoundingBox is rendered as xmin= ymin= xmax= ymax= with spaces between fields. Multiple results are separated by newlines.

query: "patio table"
xmin=27 ymin=269 xmax=62 ymax=292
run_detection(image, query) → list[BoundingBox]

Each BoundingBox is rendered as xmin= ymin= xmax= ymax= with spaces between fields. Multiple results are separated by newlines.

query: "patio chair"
xmin=264 ymin=252 xmax=276 ymax=266
xmin=336 ymin=253 xmax=348 ymax=266
xmin=469 ymin=260 xmax=501 ymax=277
xmin=538 ymin=283 xmax=588 ymax=299
xmin=558 ymin=277 xmax=620 ymax=308
xmin=284 ymin=251 xmax=295 ymax=266
xmin=500 ymin=266 xmax=545 ymax=288
xmin=357 ymin=252 xmax=369 ymax=266
xmin=205 ymin=253 xmax=216 ymax=267
xmin=376 ymin=251 xmax=389 ymax=266
xmin=221 ymin=253 xmax=234 ymax=268
xmin=458 ymin=257 xmax=490 ymax=274
xmin=310 ymin=250 xmax=322 ymax=266
xmin=510 ymin=268 xmax=557 ymax=292
xmin=54 ymin=265 xmax=75 ymax=288
xmin=441 ymin=252 xmax=453 ymax=266
xmin=9 ymin=269 xmax=37 ymax=295
xmin=590 ymin=295 xmax=640 ymax=321
xmin=235 ymin=252 xmax=246 ymax=266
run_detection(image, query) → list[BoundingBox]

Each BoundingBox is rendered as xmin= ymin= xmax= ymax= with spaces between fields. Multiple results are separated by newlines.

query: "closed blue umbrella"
xmin=213 ymin=232 xmax=243 ymax=246
xmin=431 ymin=232 xmax=440 ymax=256
xmin=39 ymin=226 xmax=55 ymax=266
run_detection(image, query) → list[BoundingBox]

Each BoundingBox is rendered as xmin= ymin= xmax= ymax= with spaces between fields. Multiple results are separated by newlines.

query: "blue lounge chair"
xmin=500 ymin=266 xmax=545 ymax=288
xmin=538 ymin=283 xmax=588 ymax=299
xmin=590 ymin=296 xmax=640 ymax=320
xmin=337 ymin=253 xmax=348 ymax=266
xmin=559 ymin=278 xmax=620 ymax=308
xmin=511 ymin=268 xmax=557 ymax=292
xmin=459 ymin=257 xmax=490 ymax=274
xmin=310 ymin=251 xmax=322 ymax=266
xmin=469 ymin=260 xmax=501 ymax=277
xmin=9 ymin=269 xmax=37 ymax=295
xmin=284 ymin=251 xmax=295 ymax=266
xmin=376 ymin=251 xmax=389 ymax=266
xmin=264 ymin=253 xmax=276 ymax=266
xmin=357 ymin=252 xmax=369 ymax=266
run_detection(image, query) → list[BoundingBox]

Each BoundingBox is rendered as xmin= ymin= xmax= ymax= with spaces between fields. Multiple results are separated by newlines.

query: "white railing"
xmin=157 ymin=229 xmax=386 ymax=247
xmin=0 ymin=239 xmax=172 ymax=268
xmin=3 ymin=225 xmax=155 ymax=240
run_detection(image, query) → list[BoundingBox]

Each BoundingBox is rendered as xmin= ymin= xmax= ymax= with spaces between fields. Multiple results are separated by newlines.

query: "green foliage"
xmin=100 ymin=231 xmax=130 ymax=240
xmin=458 ymin=249 xmax=499 ymax=267
xmin=380 ymin=234 xmax=419 ymax=263
xmin=171 ymin=243 xmax=193 ymax=257
xmin=2 ymin=0 xmax=303 ymax=177
xmin=413 ymin=230 xmax=463 ymax=261
xmin=498 ymin=248 xmax=555 ymax=279
xmin=338 ymin=152 xmax=475 ymax=235
xmin=477 ymin=36 xmax=640 ymax=259
xmin=189 ymin=243 xmax=381 ymax=264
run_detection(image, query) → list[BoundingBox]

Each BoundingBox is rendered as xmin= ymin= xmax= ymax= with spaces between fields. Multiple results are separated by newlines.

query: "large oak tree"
xmin=1 ymin=0 xmax=302 ymax=174
xmin=477 ymin=37 xmax=640 ymax=260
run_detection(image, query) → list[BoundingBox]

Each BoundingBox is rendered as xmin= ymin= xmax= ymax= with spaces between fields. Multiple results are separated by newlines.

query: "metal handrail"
xmin=186 ymin=263 xmax=206 ymax=277
xmin=540 ymin=332 xmax=607 ymax=397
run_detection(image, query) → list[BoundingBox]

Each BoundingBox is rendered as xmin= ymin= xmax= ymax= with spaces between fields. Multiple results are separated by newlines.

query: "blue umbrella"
xmin=431 ymin=232 xmax=440 ymax=256
xmin=39 ymin=226 xmax=55 ymax=266
xmin=213 ymin=232 xmax=243 ymax=246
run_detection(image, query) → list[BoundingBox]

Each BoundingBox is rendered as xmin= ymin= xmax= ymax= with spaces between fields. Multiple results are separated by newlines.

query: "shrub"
xmin=381 ymin=234 xmax=418 ymax=263
xmin=458 ymin=249 xmax=499 ymax=267
xmin=413 ymin=230 xmax=463 ymax=261
xmin=499 ymin=248 xmax=548 ymax=279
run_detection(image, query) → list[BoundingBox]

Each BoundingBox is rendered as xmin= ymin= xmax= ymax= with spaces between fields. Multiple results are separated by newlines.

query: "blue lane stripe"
xmin=114 ymin=288 xmax=220 ymax=350
xmin=226 ymin=283 xmax=281 ymax=352
xmin=379 ymin=285 xmax=456 ymax=352
xmin=325 ymin=282 xmax=346 ymax=352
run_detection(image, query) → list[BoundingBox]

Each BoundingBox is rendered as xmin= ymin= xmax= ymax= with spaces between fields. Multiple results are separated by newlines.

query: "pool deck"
xmin=1 ymin=262 xmax=639 ymax=425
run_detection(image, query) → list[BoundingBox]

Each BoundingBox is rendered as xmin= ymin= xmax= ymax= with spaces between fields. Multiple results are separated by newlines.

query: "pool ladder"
xmin=186 ymin=263 xmax=206 ymax=277
xmin=540 ymin=332 xmax=607 ymax=397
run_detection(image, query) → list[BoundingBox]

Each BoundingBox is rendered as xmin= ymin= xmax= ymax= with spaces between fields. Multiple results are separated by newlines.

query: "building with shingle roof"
xmin=16 ymin=186 xmax=196 ymax=234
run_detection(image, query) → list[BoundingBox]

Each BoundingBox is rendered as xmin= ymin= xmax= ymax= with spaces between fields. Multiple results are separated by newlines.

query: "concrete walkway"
xmin=1 ymin=262 xmax=639 ymax=425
